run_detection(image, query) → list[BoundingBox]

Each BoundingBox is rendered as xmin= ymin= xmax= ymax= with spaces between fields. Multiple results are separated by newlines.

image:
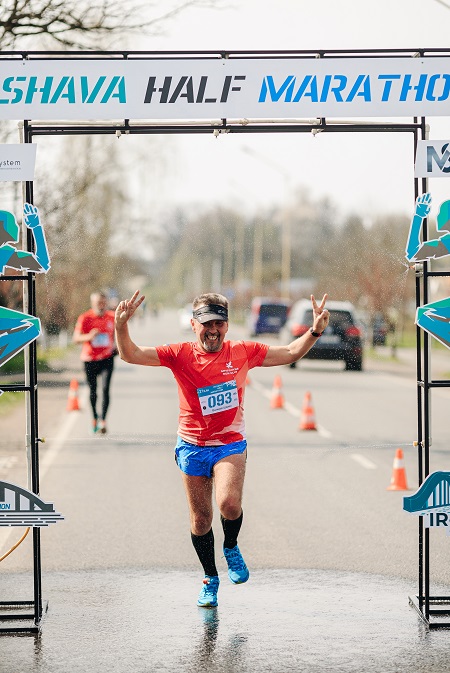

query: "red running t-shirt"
xmin=74 ymin=309 xmax=116 ymax=362
xmin=156 ymin=340 xmax=269 ymax=446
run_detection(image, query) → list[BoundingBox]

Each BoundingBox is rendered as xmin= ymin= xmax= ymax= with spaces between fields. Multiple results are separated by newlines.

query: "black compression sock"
xmin=221 ymin=511 xmax=243 ymax=549
xmin=191 ymin=529 xmax=218 ymax=577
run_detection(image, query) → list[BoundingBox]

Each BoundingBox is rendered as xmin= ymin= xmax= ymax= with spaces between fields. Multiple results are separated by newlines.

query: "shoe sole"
xmin=229 ymin=572 xmax=249 ymax=585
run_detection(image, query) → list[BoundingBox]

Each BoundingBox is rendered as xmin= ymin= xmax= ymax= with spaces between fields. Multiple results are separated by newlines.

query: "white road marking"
xmin=351 ymin=453 xmax=377 ymax=470
xmin=316 ymin=424 xmax=333 ymax=439
xmin=283 ymin=400 xmax=300 ymax=416
xmin=249 ymin=380 xmax=333 ymax=438
xmin=40 ymin=412 xmax=80 ymax=479
xmin=0 ymin=387 xmax=88 ymax=555
xmin=0 ymin=456 xmax=18 ymax=473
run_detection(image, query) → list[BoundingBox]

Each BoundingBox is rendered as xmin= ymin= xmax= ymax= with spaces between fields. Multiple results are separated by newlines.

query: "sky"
xmin=124 ymin=0 xmax=450 ymax=222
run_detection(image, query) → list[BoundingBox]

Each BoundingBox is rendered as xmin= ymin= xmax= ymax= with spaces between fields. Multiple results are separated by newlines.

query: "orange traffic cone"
xmin=67 ymin=378 xmax=80 ymax=411
xmin=270 ymin=375 xmax=285 ymax=409
xmin=387 ymin=448 xmax=409 ymax=491
xmin=299 ymin=391 xmax=317 ymax=431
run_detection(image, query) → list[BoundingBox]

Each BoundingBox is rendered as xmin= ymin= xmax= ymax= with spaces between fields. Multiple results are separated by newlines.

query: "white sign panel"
xmin=1 ymin=57 xmax=450 ymax=121
xmin=0 ymin=144 xmax=36 ymax=181
xmin=415 ymin=140 xmax=450 ymax=177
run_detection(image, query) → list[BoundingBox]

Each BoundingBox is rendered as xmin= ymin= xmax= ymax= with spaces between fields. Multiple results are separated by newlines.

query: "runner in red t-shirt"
xmin=73 ymin=291 xmax=116 ymax=434
xmin=115 ymin=290 xmax=329 ymax=608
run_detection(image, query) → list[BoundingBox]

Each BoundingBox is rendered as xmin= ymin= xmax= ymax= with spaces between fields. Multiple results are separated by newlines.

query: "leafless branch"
xmin=0 ymin=0 xmax=223 ymax=49
xmin=432 ymin=0 xmax=450 ymax=9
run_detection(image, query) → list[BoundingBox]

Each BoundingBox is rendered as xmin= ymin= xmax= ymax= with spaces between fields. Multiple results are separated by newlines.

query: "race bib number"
xmin=92 ymin=332 xmax=110 ymax=347
xmin=197 ymin=381 xmax=238 ymax=416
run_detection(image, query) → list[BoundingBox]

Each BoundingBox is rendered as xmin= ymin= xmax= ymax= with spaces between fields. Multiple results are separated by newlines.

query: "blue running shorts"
xmin=175 ymin=436 xmax=247 ymax=478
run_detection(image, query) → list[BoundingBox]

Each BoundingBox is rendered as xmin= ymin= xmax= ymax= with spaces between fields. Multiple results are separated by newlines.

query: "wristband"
xmin=310 ymin=328 xmax=323 ymax=337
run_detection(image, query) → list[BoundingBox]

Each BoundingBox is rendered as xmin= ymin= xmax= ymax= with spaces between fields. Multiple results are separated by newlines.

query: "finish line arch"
xmin=0 ymin=48 xmax=448 ymax=632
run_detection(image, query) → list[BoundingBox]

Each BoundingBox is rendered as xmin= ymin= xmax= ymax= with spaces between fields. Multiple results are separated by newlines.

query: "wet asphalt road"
xmin=2 ymin=310 xmax=450 ymax=671
xmin=4 ymin=569 xmax=450 ymax=673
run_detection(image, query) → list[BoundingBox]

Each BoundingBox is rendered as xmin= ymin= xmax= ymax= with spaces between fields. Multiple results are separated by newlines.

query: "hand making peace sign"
xmin=311 ymin=294 xmax=329 ymax=334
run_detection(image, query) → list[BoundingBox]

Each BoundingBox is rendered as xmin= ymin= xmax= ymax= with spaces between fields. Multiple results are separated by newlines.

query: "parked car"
xmin=178 ymin=303 xmax=193 ymax=331
xmin=247 ymin=297 xmax=290 ymax=337
xmin=280 ymin=299 xmax=363 ymax=371
xmin=372 ymin=314 xmax=389 ymax=347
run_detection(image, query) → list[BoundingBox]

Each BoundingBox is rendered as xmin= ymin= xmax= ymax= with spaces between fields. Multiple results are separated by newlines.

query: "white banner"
xmin=0 ymin=144 xmax=36 ymax=181
xmin=0 ymin=56 xmax=450 ymax=121
xmin=415 ymin=139 xmax=450 ymax=177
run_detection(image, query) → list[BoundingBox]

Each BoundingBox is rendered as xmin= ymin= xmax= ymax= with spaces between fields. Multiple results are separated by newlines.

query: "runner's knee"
xmin=217 ymin=497 xmax=241 ymax=521
xmin=190 ymin=512 xmax=213 ymax=536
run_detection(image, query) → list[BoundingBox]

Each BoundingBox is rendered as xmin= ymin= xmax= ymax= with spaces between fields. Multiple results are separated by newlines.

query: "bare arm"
xmin=262 ymin=294 xmax=330 ymax=367
xmin=114 ymin=290 xmax=161 ymax=366
xmin=73 ymin=326 xmax=99 ymax=344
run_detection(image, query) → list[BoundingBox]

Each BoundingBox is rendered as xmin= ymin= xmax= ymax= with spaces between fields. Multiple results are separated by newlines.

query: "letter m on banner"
xmin=415 ymin=140 xmax=450 ymax=177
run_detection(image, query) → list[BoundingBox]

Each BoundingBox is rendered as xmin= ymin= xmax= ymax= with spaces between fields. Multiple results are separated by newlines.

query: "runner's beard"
xmin=202 ymin=333 xmax=221 ymax=352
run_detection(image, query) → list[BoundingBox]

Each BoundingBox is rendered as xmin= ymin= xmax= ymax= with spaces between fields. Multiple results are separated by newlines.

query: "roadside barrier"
xmin=387 ymin=448 xmax=409 ymax=491
xmin=299 ymin=391 xmax=317 ymax=431
xmin=66 ymin=378 xmax=80 ymax=412
xmin=270 ymin=375 xmax=285 ymax=409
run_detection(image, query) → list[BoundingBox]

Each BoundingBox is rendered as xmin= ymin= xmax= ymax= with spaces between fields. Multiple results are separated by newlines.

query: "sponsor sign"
xmin=404 ymin=472 xmax=450 ymax=534
xmin=0 ymin=480 xmax=63 ymax=527
xmin=415 ymin=140 xmax=450 ymax=177
xmin=0 ymin=56 xmax=450 ymax=121
xmin=0 ymin=144 xmax=36 ymax=181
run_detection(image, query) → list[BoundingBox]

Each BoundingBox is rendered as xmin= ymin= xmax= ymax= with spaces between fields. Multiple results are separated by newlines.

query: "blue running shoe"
xmin=197 ymin=576 xmax=220 ymax=608
xmin=223 ymin=545 xmax=249 ymax=584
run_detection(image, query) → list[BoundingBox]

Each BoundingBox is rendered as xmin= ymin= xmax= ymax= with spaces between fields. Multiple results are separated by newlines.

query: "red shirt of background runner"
xmin=74 ymin=309 xmax=116 ymax=362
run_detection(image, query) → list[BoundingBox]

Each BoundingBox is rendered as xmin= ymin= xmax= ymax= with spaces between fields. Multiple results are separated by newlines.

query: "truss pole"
xmin=24 ymin=120 xmax=43 ymax=627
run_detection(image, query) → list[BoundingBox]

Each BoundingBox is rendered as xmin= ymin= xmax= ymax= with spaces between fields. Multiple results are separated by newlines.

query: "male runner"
xmin=73 ymin=291 xmax=116 ymax=434
xmin=115 ymin=290 xmax=329 ymax=608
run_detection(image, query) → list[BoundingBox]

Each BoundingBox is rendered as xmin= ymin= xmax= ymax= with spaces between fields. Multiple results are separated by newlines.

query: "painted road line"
xmin=315 ymin=424 xmax=333 ymax=439
xmin=39 ymin=383 xmax=89 ymax=480
xmin=250 ymin=380 xmax=333 ymax=439
xmin=351 ymin=453 xmax=377 ymax=470
xmin=0 ymin=387 xmax=88 ymax=555
xmin=0 ymin=456 xmax=18 ymax=474
xmin=283 ymin=400 xmax=300 ymax=416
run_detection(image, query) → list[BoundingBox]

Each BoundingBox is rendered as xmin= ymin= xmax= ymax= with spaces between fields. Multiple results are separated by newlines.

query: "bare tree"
xmin=33 ymin=134 xmax=148 ymax=332
xmin=0 ymin=0 xmax=222 ymax=50
xmin=315 ymin=212 xmax=414 ymax=333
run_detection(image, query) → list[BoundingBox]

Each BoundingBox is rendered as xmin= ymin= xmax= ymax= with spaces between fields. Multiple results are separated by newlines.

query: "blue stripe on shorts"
xmin=174 ymin=436 xmax=247 ymax=478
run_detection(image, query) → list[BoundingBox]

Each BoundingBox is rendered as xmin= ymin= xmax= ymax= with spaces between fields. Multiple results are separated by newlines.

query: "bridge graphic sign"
xmin=0 ymin=480 xmax=64 ymax=527
xmin=403 ymin=471 xmax=450 ymax=531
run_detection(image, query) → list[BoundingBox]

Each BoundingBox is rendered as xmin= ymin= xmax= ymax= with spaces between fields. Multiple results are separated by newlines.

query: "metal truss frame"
xmin=410 ymin=123 xmax=450 ymax=629
xmin=0 ymin=48 xmax=447 ymax=633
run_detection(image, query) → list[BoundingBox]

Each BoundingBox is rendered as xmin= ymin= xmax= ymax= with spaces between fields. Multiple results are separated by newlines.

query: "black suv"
xmin=280 ymin=300 xmax=363 ymax=371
